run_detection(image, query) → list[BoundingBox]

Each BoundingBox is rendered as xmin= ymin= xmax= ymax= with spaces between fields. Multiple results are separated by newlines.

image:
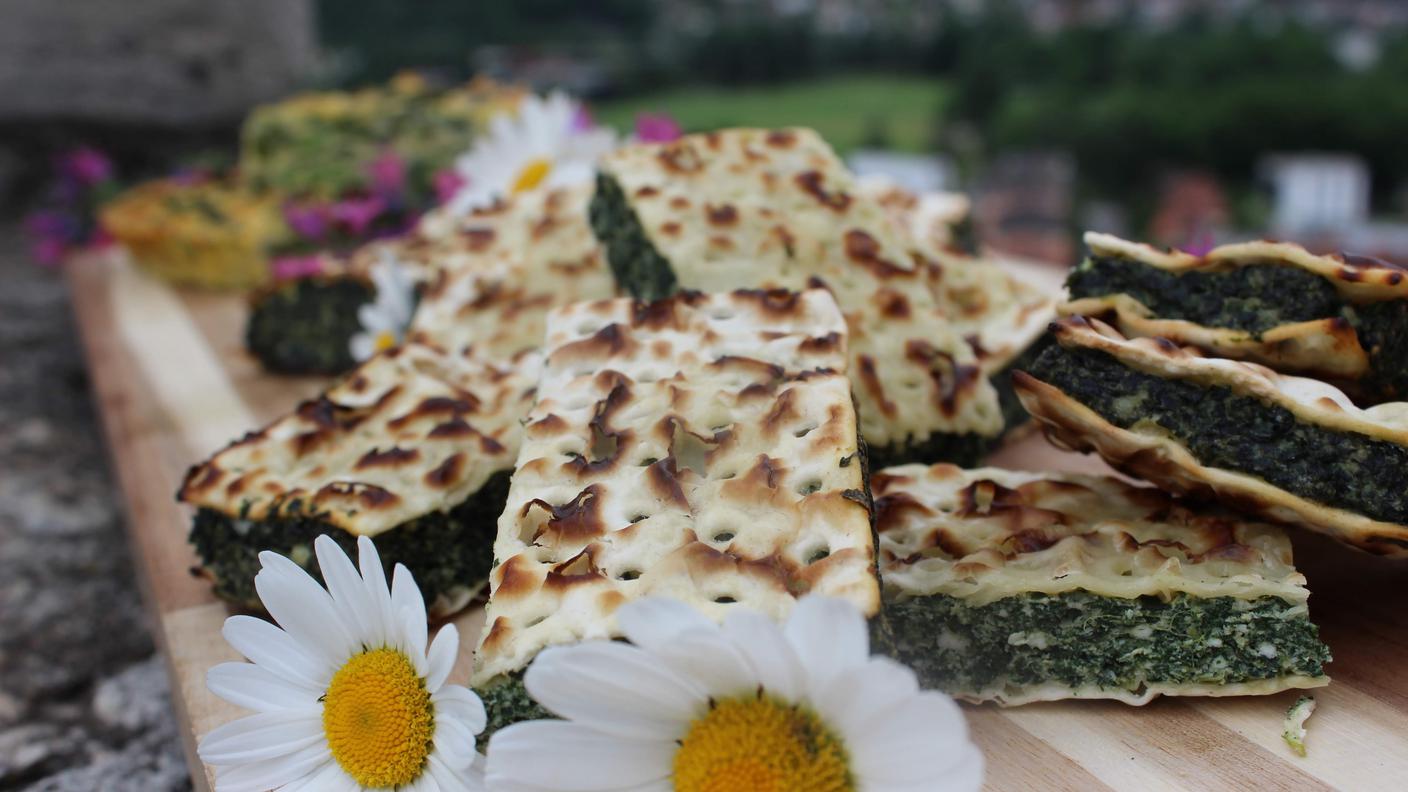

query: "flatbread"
xmin=472 ymin=288 xmax=880 ymax=684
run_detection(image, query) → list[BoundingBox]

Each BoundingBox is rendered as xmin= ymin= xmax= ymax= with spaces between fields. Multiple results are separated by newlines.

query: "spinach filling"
xmin=883 ymin=592 xmax=1329 ymax=695
xmin=189 ymin=471 xmax=509 ymax=610
xmin=589 ymin=172 xmax=678 ymax=302
xmin=1067 ymin=255 xmax=1408 ymax=399
xmin=476 ymin=672 xmax=554 ymax=743
xmin=868 ymin=336 xmax=1049 ymax=469
xmin=245 ymin=277 xmax=374 ymax=375
xmin=1027 ymin=345 xmax=1408 ymax=523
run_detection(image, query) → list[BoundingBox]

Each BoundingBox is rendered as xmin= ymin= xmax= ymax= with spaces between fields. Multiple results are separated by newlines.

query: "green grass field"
xmin=594 ymin=74 xmax=950 ymax=155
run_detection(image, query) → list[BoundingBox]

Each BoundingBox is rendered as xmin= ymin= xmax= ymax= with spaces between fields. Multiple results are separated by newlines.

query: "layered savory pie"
xmin=1015 ymin=316 xmax=1408 ymax=557
xmin=471 ymin=288 xmax=882 ymax=732
xmin=1066 ymin=232 xmax=1408 ymax=402
xmin=179 ymin=343 xmax=538 ymax=616
xmin=590 ymin=127 xmax=1005 ymax=467
xmin=874 ymin=464 xmax=1331 ymax=704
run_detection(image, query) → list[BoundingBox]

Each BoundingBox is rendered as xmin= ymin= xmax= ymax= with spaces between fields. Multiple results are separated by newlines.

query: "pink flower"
xmin=634 ymin=112 xmax=682 ymax=143
xmin=368 ymin=150 xmax=407 ymax=198
xmin=330 ymin=195 xmax=388 ymax=237
xmin=24 ymin=210 xmax=71 ymax=240
xmin=1179 ymin=231 xmax=1216 ymax=257
xmin=31 ymin=236 xmax=67 ymax=267
xmin=61 ymin=147 xmax=113 ymax=187
xmin=572 ymin=104 xmax=597 ymax=133
xmin=433 ymin=169 xmax=467 ymax=206
xmin=270 ymin=254 xmax=327 ymax=281
xmin=283 ymin=202 xmax=331 ymax=240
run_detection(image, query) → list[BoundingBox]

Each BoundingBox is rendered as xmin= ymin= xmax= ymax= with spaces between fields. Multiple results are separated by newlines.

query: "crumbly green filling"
xmin=245 ymin=277 xmax=374 ymax=375
xmin=476 ymin=672 xmax=555 ymax=743
xmin=1067 ymin=256 xmax=1408 ymax=400
xmin=188 ymin=471 xmax=509 ymax=610
xmin=868 ymin=338 xmax=1047 ymax=469
xmin=1029 ymin=345 xmax=1408 ymax=523
xmin=589 ymin=172 xmax=679 ymax=302
xmin=882 ymin=591 xmax=1330 ymax=697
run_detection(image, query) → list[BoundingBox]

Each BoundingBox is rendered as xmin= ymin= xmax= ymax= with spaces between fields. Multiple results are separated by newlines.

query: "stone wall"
xmin=0 ymin=0 xmax=316 ymax=125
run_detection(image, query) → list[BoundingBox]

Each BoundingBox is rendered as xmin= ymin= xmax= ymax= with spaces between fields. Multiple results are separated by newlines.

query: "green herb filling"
xmin=588 ymin=172 xmax=678 ymax=302
xmin=188 ymin=471 xmax=509 ymax=610
xmin=476 ymin=672 xmax=555 ymax=743
xmin=245 ymin=277 xmax=374 ymax=375
xmin=1067 ymin=255 xmax=1408 ymax=399
xmin=1027 ymin=344 xmax=1408 ymax=523
xmin=883 ymin=591 xmax=1329 ymax=696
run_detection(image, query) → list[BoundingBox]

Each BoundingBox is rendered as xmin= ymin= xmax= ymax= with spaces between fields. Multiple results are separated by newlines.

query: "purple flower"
xmin=634 ymin=113 xmax=682 ymax=143
xmin=24 ymin=210 xmax=72 ymax=240
xmin=30 ymin=235 xmax=67 ymax=267
xmin=572 ymin=104 xmax=596 ymax=133
xmin=330 ymin=195 xmax=388 ymax=237
xmin=60 ymin=147 xmax=113 ymax=187
xmin=1179 ymin=231 xmax=1216 ymax=257
xmin=283 ymin=202 xmax=331 ymax=241
xmin=433 ymin=170 xmax=467 ymax=206
xmin=270 ymin=254 xmax=327 ymax=281
xmin=368 ymin=150 xmax=407 ymax=198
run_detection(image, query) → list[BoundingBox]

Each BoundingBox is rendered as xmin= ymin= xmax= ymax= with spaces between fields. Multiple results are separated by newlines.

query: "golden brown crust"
xmin=874 ymin=464 xmax=1309 ymax=606
xmin=178 ymin=343 xmax=536 ymax=537
xmin=472 ymin=288 xmax=880 ymax=684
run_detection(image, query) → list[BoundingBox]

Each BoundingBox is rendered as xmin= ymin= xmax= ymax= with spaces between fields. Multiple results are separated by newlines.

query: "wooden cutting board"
xmin=66 ymin=250 xmax=1408 ymax=792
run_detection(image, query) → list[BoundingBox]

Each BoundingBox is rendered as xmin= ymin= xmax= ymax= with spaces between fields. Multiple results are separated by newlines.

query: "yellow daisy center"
xmin=373 ymin=329 xmax=397 ymax=352
xmin=322 ymin=648 xmax=434 ymax=789
xmin=511 ymin=158 xmax=552 ymax=194
xmin=673 ymin=695 xmax=854 ymax=792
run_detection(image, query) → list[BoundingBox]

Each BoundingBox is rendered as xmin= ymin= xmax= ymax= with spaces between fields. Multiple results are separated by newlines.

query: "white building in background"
xmin=1260 ymin=154 xmax=1370 ymax=236
xmin=847 ymin=150 xmax=956 ymax=193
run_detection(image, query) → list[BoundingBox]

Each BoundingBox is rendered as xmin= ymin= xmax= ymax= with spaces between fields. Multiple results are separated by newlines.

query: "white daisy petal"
xmin=356 ymin=535 xmax=396 ymax=647
xmin=487 ymin=721 xmax=674 ymax=790
xmin=206 ymin=662 xmax=322 ymax=713
xmin=315 ymin=535 xmax=379 ymax=649
xmin=433 ymin=714 xmax=478 ymax=770
xmin=425 ymin=623 xmax=459 ymax=693
xmin=391 ymin=563 xmax=429 ymax=657
xmin=349 ymin=332 xmax=375 ymax=362
xmin=653 ymin=628 xmax=758 ymax=699
xmin=615 ymin=597 xmax=717 ymax=651
xmin=720 ymin=609 xmax=803 ymax=701
xmin=198 ymin=710 xmax=324 ymax=765
xmin=212 ymin=743 xmax=330 ymax=792
xmin=812 ymin=656 xmax=918 ymax=744
xmin=220 ymin=615 xmax=332 ymax=689
xmin=253 ymin=559 xmax=355 ymax=664
xmin=434 ymin=685 xmax=488 ymax=734
xmin=848 ymin=691 xmax=977 ymax=784
xmin=783 ymin=595 xmax=869 ymax=690
xmin=278 ymin=759 xmax=359 ymax=792
xmin=524 ymin=642 xmax=704 ymax=740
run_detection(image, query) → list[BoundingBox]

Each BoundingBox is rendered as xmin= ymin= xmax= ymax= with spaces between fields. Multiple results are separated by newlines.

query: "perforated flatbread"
xmin=408 ymin=185 xmax=618 ymax=362
xmin=1063 ymin=231 xmax=1408 ymax=380
xmin=1014 ymin=316 xmax=1408 ymax=556
xmin=874 ymin=463 xmax=1328 ymax=705
xmin=593 ymin=128 xmax=1002 ymax=457
xmin=179 ymin=343 xmax=538 ymax=537
xmin=472 ymin=288 xmax=880 ymax=684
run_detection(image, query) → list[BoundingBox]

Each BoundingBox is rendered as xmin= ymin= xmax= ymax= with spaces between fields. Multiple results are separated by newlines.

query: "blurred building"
xmin=0 ymin=0 xmax=315 ymax=126
xmin=973 ymin=150 xmax=1075 ymax=265
xmin=1260 ymin=152 xmax=1408 ymax=263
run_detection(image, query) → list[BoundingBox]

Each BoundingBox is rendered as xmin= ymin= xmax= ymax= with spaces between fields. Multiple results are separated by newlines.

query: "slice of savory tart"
xmin=590 ymin=127 xmax=1005 ymax=467
xmin=1015 ymin=316 xmax=1408 ymax=557
xmin=471 ymin=288 xmax=881 ymax=729
xmin=1065 ymin=231 xmax=1408 ymax=401
xmin=178 ymin=343 xmax=538 ymax=617
xmin=873 ymin=463 xmax=1331 ymax=705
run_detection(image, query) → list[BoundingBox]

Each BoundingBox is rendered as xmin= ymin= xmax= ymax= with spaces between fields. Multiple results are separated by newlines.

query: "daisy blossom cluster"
xmin=199 ymin=539 xmax=982 ymax=791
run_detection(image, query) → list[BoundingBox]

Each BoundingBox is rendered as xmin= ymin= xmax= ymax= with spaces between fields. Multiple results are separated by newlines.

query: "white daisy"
xmin=443 ymin=91 xmax=617 ymax=216
xmin=197 ymin=535 xmax=486 ymax=791
xmin=350 ymin=251 xmax=417 ymax=362
xmin=486 ymin=596 xmax=983 ymax=792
